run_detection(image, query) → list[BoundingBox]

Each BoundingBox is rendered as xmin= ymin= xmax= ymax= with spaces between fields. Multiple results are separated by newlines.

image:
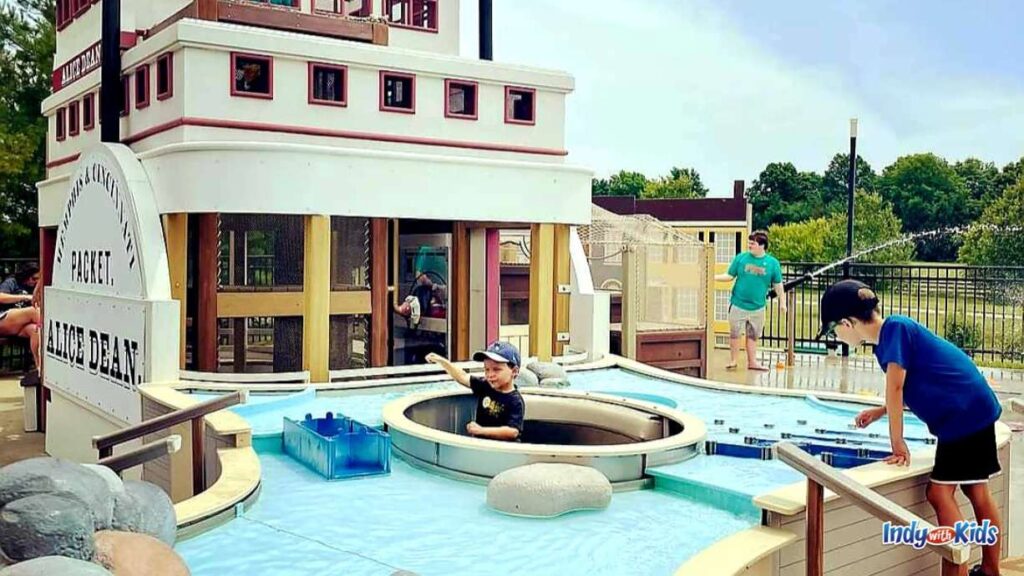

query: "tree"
xmin=747 ymin=162 xmax=825 ymax=229
xmin=877 ymin=154 xmax=970 ymax=261
xmin=958 ymin=179 xmax=1024 ymax=266
xmin=996 ymin=156 xmax=1024 ymax=195
xmin=768 ymin=218 xmax=829 ymax=262
xmin=642 ymin=170 xmax=705 ymax=199
xmin=822 ymin=191 xmax=913 ymax=264
xmin=666 ymin=167 xmax=708 ymax=197
xmin=0 ymin=0 xmax=53 ymax=258
xmin=591 ymin=170 xmax=648 ymax=197
xmin=953 ymin=158 xmax=1001 ymax=220
xmin=822 ymin=153 xmax=877 ymax=215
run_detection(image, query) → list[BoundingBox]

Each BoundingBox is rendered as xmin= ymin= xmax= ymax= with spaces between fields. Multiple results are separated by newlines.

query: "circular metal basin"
xmin=382 ymin=388 xmax=705 ymax=487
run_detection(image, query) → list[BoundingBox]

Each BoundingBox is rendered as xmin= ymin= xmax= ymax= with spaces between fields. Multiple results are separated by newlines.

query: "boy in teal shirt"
xmin=715 ymin=230 xmax=786 ymax=371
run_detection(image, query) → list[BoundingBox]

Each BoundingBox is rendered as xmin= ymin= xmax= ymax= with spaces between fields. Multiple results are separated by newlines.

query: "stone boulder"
xmin=112 ymin=481 xmax=177 ymax=546
xmin=0 ymin=458 xmax=113 ymax=530
xmin=82 ymin=466 xmax=125 ymax=498
xmin=486 ymin=463 xmax=612 ymax=518
xmin=93 ymin=531 xmax=189 ymax=576
xmin=0 ymin=556 xmax=113 ymax=576
xmin=526 ymin=362 xmax=568 ymax=382
xmin=513 ymin=368 xmax=539 ymax=388
xmin=0 ymin=494 xmax=95 ymax=562
xmin=538 ymin=378 xmax=570 ymax=388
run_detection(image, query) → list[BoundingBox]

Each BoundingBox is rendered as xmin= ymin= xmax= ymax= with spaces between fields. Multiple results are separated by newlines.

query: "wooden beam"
xmin=372 ymin=22 xmax=389 ymax=46
xmin=196 ymin=213 xmax=219 ymax=372
xmin=369 ymin=219 xmax=389 ymax=367
xmin=94 ymin=391 xmax=244 ymax=454
xmin=163 ymin=214 xmax=188 ymax=369
xmin=329 ymin=291 xmax=372 ymax=315
xmin=302 ymin=215 xmax=331 ymax=383
xmin=97 ymin=435 xmax=182 ymax=475
xmin=552 ymin=224 xmax=571 ymax=355
xmin=218 ymin=0 xmax=376 ymax=43
xmin=807 ymin=479 xmax=824 ymax=576
xmin=452 ymin=222 xmax=470 ymax=361
xmin=197 ymin=0 xmax=218 ymax=20
xmin=217 ymin=292 xmax=304 ymax=318
xmin=147 ymin=1 xmax=199 ymax=38
xmin=528 ymin=224 xmax=555 ymax=361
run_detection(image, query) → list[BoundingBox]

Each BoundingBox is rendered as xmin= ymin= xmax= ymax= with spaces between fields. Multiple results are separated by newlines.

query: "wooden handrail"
xmin=98 ymin=435 xmax=182 ymax=475
xmin=93 ymin=391 xmax=244 ymax=494
xmin=775 ymin=442 xmax=970 ymax=572
xmin=92 ymin=391 xmax=244 ymax=455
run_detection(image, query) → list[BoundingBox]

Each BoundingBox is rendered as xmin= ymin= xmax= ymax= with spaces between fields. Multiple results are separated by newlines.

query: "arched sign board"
xmin=44 ymin=143 xmax=179 ymax=425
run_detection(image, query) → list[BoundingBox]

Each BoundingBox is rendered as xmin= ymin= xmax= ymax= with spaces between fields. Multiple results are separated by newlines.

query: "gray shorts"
xmin=728 ymin=306 xmax=765 ymax=340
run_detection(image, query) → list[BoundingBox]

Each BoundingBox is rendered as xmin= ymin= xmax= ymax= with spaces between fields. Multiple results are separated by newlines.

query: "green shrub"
xmin=944 ymin=318 xmax=982 ymax=353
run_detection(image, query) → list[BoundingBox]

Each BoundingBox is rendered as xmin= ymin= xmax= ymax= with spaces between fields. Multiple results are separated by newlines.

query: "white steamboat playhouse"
xmin=38 ymin=0 xmax=591 ymax=456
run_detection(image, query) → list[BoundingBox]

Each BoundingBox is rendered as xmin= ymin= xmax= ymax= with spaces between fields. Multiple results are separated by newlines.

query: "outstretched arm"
xmin=884 ymin=363 xmax=910 ymax=465
xmin=425 ymin=353 xmax=471 ymax=387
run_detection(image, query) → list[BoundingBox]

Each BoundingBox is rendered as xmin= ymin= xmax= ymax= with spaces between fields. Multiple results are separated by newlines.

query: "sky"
xmin=459 ymin=0 xmax=1024 ymax=196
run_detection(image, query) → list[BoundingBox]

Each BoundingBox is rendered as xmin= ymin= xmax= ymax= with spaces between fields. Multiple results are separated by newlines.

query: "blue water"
xmin=178 ymin=368 xmax=935 ymax=576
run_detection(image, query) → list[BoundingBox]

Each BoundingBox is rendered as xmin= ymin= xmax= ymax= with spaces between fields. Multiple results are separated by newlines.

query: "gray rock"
xmin=0 ymin=494 xmax=96 ymax=562
xmin=486 ymin=463 xmax=612 ymax=518
xmin=538 ymin=378 xmax=570 ymax=389
xmin=513 ymin=367 xmax=539 ymax=388
xmin=82 ymin=466 xmax=125 ymax=497
xmin=114 ymin=481 xmax=176 ymax=546
xmin=0 ymin=458 xmax=113 ymax=530
xmin=0 ymin=556 xmax=113 ymax=576
xmin=526 ymin=362 xmax=567 ymax=381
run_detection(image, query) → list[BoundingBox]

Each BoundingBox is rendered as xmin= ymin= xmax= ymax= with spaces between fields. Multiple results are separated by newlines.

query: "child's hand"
xmin=466 ymin=421 xmax=483 ymax=436
xmin=885 ymin=439 xmax=910 ymax=466
xmin=425 ymin=353 xmax=443 ymax=365
xmin=854 ymin=407 xmax=884 ymax=428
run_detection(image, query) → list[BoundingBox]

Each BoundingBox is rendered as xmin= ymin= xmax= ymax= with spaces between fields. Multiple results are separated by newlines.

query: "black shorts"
xmin=931 ymin=423 xmax=1001 ymax=484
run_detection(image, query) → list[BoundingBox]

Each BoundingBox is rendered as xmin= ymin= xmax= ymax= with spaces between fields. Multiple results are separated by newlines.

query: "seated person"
xmin=426 ymin=342 xmax=524 ymax=441
xmin=0 ymin=264 xmax=41 ymax=368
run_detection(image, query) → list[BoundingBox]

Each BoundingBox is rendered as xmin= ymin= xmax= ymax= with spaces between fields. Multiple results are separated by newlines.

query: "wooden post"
xmin=786 ymin=289 xmax=797 ymax=367
xmin=807 ymin=479 xmax=824 ymax=576
xmin=528 ymin=224 xmax=555 ymax=361
xmin=621 ymin=246 xmax=637 ymax=359
xmin=302 ymin=215 xmax=331 ymax=382
xmin=197 ymin=0 xmax=219 ymax=20
xmin=196 ymin=214 xmax=219 ymax=371
xmin=452 ymin=223 xmax=470 ymax=361
xmin=191 ymin=417 xmax=205 ymax=495
xmin=369 ymin=219 xmax=389 ymax=367
xmin=939 ymin=559 xmax=960 ymax=576
xmin=552 ymin=224 xmax=571 ymax=356
xmin=163 ymin=214 xmax=188 ymax=369
xmin=704 ymin=243 xmax=716 ymax=359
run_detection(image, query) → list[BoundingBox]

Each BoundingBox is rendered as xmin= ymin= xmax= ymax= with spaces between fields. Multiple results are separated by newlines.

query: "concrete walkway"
xmin=0 ymin=377 xmax=45 ymax=467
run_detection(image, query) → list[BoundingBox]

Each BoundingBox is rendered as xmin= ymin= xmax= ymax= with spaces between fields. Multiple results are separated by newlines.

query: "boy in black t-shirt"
xmin=426 ymin=341 xmax=524 ymax=441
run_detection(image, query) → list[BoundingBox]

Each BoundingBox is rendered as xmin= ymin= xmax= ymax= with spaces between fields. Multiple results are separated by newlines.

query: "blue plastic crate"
xmin=283 ymin=412 xmax=391 ymax=480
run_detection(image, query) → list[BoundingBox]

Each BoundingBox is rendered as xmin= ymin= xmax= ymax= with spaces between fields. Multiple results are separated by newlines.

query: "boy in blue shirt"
xmin=818 ymin=279 xmax=1003 ymax=576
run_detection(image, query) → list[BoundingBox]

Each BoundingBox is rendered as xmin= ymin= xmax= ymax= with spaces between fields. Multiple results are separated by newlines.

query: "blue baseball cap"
xmin=472 ymin=341 xmax=521 ymax=368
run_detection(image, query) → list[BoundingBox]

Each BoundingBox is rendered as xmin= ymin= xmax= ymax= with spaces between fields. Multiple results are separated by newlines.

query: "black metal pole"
xmin=844 ymin=118 xmax=857 ymax=278
xmin=100 ymin=0 xmax=121 ymax=143
xmin=479 ymin=0 xmax=493 ymax=60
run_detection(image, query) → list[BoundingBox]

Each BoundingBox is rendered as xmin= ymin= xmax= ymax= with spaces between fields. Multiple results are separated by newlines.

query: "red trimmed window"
xmin=82 ymin=93 xmax=95 ymax=130
xmin=74 ymin=0 xmax=89 ymax=17
xmin=56 ymin=108 xmax=66 ymax=141
xmin=156 ymin=53 xmax=174 ymax=100
xmin=444 ymin=79 xmax=477 ymax=120
xmin=120 ymin=75 xmax=130 ymax=116
xmin=505 ymin=86 xmax=536 ymax=125
xmin=231 ymin=53 xmax=274 ymax=99
xmin=135 ymin=66 xmax=150 ymax=109
xmin=309 ymin=63 xmax=347 ymax=107
xmin=68 ymin=101 xmax=80 ymax=136
xmin=380 ymin=71 xmax=415 ymax=113
xmin=386 ymin=0 xmax=437 ymax=31
xmin=313 ymin=0 xmax=370 ymax=16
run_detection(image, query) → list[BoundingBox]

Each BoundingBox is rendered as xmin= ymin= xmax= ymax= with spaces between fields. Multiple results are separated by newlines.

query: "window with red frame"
xmin=232 ymin=53 xmax=273 ymax=99
xmin=68 ymin=101 xmax=80 ymax=136
xmin=380 ymin=72 xmax=415 ymax=113
xmin=505 ymin=87 xmax=536 ymax=125
xmin=56 ymin=108 xmax=66 ymax=141
xmin=82 ymin=93 xmax=95 ymax=130
xmin=74 ymin=0 xmax=88 ymax=17
xmin=386 ymin=0 xmax=437 ymax=31
xmin=445 ymin=80 xmax=477 ymax=120
xmin=120 ymin=75 xmax=130 ymax=116
xmin=156 ymin=53 xmax=173 ymax=100
xmin=135 ymin=66 xmax=150 ymax=109
xmin=309 ymin=63 xmax=347 ymax=106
